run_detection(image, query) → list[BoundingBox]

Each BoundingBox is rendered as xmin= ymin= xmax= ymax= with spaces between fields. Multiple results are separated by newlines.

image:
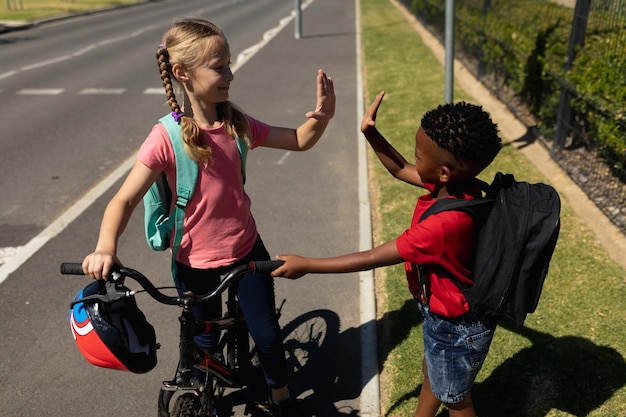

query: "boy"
xmin=271 ymin=91 xmax=502 ymax=417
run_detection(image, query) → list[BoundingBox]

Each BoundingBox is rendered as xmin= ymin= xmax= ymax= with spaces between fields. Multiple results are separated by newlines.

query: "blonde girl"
xmin=82 ymin=17 xmax=335 ymax=416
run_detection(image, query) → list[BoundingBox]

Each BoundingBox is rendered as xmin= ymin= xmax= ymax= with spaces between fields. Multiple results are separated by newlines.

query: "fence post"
xmin=444 ymin=0 xmax=455 ymax=103
xmin=553 ymin=0 xmax=591 ymax=151
xmin=294 ymin=0 xmax=302 ymax=39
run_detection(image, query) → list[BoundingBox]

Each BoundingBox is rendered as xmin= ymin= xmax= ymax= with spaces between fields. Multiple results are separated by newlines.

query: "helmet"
xmin=69 ymin=281 xmax=158 ymax=373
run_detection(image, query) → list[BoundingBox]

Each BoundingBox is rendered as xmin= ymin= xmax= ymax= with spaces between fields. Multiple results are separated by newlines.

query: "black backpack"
xmin=419 ymin=172 xmax=561 ymax=327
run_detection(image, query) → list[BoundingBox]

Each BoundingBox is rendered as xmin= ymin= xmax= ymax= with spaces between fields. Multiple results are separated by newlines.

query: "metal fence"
xmin=404 ymin=0 xmax=626 ymax=234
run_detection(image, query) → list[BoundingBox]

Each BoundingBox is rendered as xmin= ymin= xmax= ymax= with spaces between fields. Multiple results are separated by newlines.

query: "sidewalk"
xmin=391 ymin=0 xmax=626 ymax=271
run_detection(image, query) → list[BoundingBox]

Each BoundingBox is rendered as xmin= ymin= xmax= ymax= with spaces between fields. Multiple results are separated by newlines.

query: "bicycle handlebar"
xmin=60 ymin=260 xmax=285 ymax=306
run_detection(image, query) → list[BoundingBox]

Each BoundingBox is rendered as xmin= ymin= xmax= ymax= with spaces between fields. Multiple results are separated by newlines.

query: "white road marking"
xmin=79 ymin=88 xmax=126 ymax=95
xmin=0 ymin=156 xmax=136 ymax=284
xmin=17 ymin=88 xmax=65 ymax=95
xmin=275 ymin=151 xmax=292 ymax=165
xmin=1 ymin=25 xmax=157 ymax=80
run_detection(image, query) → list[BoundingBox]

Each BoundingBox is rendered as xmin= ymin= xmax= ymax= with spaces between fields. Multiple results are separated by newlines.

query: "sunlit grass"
xmin=361 ymin=0 xmax=626 ymax=416
xmin=0 ymin=0 xmax=138 ymax=22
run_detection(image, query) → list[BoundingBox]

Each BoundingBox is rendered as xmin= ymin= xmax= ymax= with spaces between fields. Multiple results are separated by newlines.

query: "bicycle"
xmin=62 ymin=260 xmax=285 ymax=417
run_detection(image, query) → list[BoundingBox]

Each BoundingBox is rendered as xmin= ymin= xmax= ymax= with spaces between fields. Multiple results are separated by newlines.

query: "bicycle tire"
xmin=171 ymin=393 xmax=202 ymax=417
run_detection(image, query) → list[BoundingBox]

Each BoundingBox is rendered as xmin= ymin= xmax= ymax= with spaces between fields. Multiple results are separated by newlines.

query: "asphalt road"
xmin=0 ymin=0 xmax=375 ymax=415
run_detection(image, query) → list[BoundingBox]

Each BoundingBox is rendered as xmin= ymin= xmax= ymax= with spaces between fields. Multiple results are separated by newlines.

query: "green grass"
xmin=0 ymin=0 xmax=139 ymax=22
xmin=361 ymin=0 xmax=626 ymax=416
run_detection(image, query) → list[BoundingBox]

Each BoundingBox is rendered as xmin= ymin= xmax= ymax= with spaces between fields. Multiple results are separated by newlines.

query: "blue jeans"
xmin=418 ymin=302 xmax=496 ymax=403
xmin=175 ymin=236 xmax=287 ymax=389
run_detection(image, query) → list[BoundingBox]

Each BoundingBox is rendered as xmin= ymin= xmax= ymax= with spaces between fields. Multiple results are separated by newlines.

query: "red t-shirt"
xmin=396 ymin=184 xmax=480 ymax=318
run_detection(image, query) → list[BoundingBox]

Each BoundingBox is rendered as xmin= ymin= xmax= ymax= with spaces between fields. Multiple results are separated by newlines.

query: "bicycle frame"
xmin=158 ymin=277 xmax=251 ymax=417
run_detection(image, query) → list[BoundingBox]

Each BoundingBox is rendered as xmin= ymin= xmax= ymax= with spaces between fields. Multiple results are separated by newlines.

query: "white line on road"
xmin=275 ymin=151 xmax=292 ymax=165
xmin=1 ymin=25 xmax=157 ymax=80
xmin=0 ymin=156 xmax=136 ymax=284
xmin=143 ymin=88 xmax=164 ymax=95
xmin=231 ymin=0 xmax=314 ymax=73
xmin=79 ymin=88 xmax=127 ymax=95
xmin=17 ymin=88 xmax=65 ymax=95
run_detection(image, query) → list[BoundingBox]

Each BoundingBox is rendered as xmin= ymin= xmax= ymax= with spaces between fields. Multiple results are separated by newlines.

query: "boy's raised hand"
xmin=360 ymin=90 xmax=385 ymax=133
xmin=305 ymin=69 xmax=335 ymax=121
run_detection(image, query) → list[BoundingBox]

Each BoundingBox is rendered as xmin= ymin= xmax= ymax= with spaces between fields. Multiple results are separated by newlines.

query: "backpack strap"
xmin=419 ymin=196 xmax=494 ymax=222
xmin=159 ymin=114 xmax=198 ymax=279
xmin=235 ymin=135 xmax=248 ymax=184
xmin=417 ymin=194 xmax=495 ymax=305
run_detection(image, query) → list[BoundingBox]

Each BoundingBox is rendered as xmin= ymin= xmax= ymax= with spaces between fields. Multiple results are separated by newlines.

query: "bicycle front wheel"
xmin=171 ymin=393 xmax=202 ymax=417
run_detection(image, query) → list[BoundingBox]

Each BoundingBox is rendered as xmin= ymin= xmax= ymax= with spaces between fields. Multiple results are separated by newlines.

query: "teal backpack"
xmin=143 ymin=113 xmax=248 ymax=278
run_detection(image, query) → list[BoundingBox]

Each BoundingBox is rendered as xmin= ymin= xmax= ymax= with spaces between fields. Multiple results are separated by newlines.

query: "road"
xmin=0 ymin=0 xmax=375 ymax=415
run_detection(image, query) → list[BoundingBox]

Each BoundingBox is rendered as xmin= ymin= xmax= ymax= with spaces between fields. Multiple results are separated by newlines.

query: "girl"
xmin=82 ymin=17 xmax=335 ymax=416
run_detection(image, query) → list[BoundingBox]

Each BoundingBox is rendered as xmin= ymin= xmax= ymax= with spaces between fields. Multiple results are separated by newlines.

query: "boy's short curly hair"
xmin=420 ymin=101 xmax=501 ymax=163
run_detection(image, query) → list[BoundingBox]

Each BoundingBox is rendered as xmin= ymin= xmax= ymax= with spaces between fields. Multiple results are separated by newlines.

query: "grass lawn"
xmin=360 ymin=0 xmax=626 ymax=416
xmin=0 ymin=0 xmax=140 ymax=22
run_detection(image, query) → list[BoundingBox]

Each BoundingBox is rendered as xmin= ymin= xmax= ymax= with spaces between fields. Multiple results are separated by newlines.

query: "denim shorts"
xmin=418 ymin=302 xmax=496 ymax=403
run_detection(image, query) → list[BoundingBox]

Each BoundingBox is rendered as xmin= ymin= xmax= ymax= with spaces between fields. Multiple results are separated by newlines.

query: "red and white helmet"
xmin=69 ymin=281 xmax=157 ymax=373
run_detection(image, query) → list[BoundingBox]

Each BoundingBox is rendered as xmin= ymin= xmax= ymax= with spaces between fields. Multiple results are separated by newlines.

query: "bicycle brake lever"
xmin=111 ymin=270 xmax=123 ymax=283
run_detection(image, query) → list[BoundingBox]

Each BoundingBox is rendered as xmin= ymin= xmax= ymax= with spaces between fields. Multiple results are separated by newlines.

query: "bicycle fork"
xmin=158 ymin=303 xmax=216 ymax=417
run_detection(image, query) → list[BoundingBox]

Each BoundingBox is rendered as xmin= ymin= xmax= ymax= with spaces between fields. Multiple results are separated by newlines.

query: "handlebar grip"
xmin=60 ymin=262 xmax=85 ymax=275
xmin=250 ymin=260 xmax=285 ymax=273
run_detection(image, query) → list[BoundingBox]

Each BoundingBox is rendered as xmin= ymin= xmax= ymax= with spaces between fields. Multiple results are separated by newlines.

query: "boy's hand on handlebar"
xmin=271 ymin=255 xmax=309 ymax=279
xmin=82 ymin=251 xmax=121 ymax=280
xmin=360 ymin=90 xmax=385 ymax=133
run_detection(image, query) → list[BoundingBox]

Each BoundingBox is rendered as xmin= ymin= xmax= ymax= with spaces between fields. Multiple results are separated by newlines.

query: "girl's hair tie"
xmin=171 ymin=111 xmax=184 ymax=123
xmin=159 ymin=43 xmax=167 ymax=50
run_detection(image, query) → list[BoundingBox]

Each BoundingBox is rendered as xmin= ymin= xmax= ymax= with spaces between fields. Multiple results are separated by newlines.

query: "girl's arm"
xmin=261 ymin=69 xmax=335 ymax=151
xmin=271 ymin=239 xmax=404 ymax=279
xmin=82 ymin=161 xmax=161 ymax=279
xmin=361 ymin=91 xmax=424 ymax=187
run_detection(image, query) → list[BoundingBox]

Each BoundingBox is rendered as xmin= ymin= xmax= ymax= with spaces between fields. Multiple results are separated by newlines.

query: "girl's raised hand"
xmin=360 ymin=90 xmax=385 ymax=133
xmin=305 ymin=69 xmax=335 ymax=121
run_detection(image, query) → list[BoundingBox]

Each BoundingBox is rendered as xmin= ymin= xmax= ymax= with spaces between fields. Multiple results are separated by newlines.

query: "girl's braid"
xmin=156 ymin=44 xmax=207 ymax=161
xmin=156 ymin=46 xmax=182 ymax=116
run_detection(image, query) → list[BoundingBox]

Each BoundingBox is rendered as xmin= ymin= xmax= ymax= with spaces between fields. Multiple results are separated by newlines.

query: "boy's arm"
xmin=361 ymin=91 xmax=424 ymax=187
xmin=272 ymin=239 xmax=404 ymax=279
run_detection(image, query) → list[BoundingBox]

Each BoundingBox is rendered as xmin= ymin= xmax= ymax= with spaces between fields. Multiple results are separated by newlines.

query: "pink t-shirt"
xmin=137 ymin=117 xmax=270 ymax=269
xmin=396 ymin=184 xmax=479 ymax=318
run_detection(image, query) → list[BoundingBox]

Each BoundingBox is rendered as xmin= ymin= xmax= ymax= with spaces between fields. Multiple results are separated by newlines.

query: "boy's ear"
xmin=438 ymin=165 xmax=452 ymax=183
xmin=172 ymin=63 xmax=189 ymax=83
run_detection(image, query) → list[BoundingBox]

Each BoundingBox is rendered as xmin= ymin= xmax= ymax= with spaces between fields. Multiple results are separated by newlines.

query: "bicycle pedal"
xmin=247 ymin=402 xmax=275 ymax=417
